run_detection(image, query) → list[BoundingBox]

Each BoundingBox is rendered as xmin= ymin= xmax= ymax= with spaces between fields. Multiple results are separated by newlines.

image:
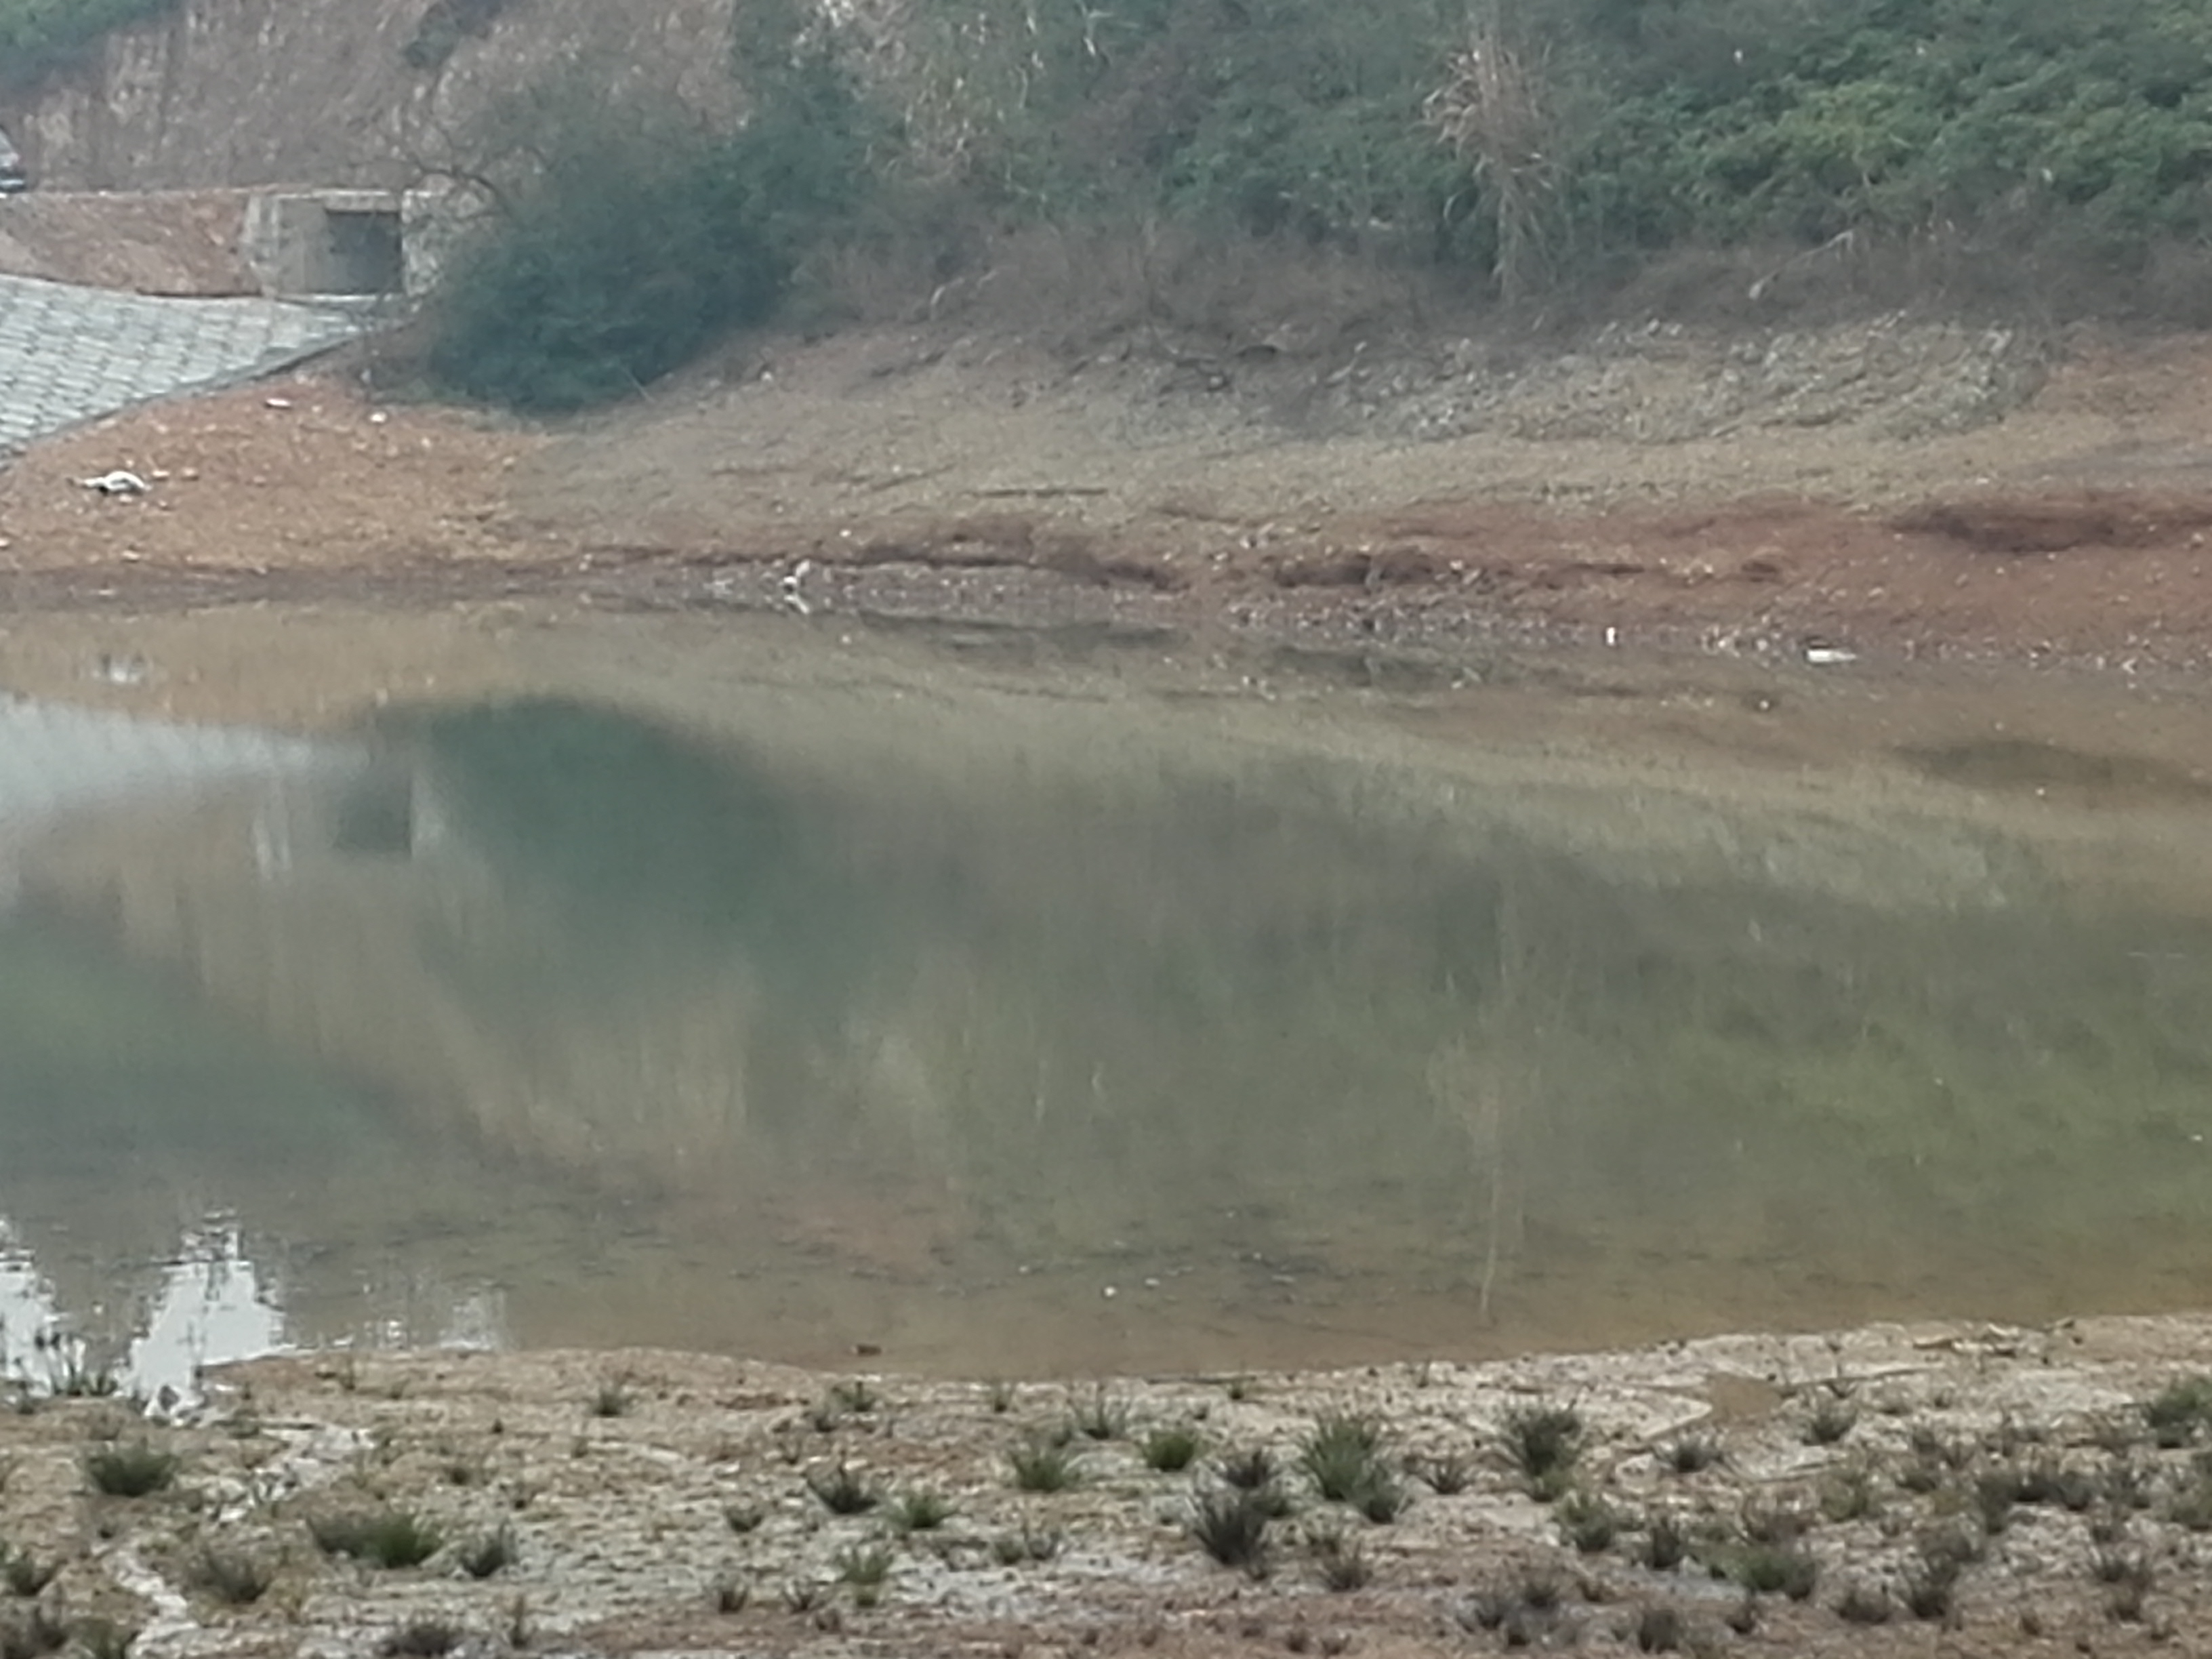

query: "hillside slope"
xmin=0 ymin=0 xmax=733 ymax=190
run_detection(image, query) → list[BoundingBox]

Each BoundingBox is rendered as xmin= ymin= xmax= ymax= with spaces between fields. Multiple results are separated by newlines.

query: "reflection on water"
xmin=4 ymin=623 xmax=2212 ymax=1384
xmin=1 ymin=1224 xmax=283 ymax=1400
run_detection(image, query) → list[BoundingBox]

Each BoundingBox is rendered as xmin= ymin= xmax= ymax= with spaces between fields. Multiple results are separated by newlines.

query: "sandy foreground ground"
xmin=9 ymin=1317 xmax=2212 ymax=1658
xmin=3 ymin=316 xmax=2212 ymax=1655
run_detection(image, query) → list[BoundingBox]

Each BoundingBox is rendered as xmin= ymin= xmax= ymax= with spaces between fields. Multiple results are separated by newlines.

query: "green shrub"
xmin=83 ymin=1441 xmax=178 ymax=1498
xmin=428 ymin=15 xmax=878 ymax=413
xmin=308 ymin=1509 xmax=443 ymax=1569
xmin=0 ymin=0 xmax=180 ymax=93
xmin=423 ymin=0 xmax=2212 ymax=402
xmin=877 ymin=0 xmax=1469 ymax=256
xmin=1545 ymin=0 xmax=2212 ymax=256
xmin=402 ymin=0 xmax=511 ymax=72
xmin=1300 ymin=1414 xmax=1385 ymax=1503
xmin=427 ymin=124 xmax=785 ymax=411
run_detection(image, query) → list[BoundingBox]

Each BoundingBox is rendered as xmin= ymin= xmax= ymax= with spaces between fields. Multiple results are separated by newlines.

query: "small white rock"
xmin=79 ymin=470 xmax=148 ymax=496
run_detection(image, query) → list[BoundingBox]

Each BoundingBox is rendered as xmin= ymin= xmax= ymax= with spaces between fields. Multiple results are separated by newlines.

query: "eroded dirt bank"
xmin=3 ymin=316 xmax=2212 ymax=672
xmin=11 ymin=1317 xmax=2212 ymax=1658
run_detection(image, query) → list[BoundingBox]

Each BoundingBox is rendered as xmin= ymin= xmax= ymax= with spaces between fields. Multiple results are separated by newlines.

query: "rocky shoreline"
xmin=5 ymin=1315 xmax=2212 ymax=1657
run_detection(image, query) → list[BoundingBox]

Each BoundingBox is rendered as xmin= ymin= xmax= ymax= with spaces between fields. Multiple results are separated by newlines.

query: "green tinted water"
xmin=4 ymin=613 xmax=2210 ymax=1387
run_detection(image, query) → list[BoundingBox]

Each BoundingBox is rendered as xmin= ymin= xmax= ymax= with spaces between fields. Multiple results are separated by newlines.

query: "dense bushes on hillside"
xmin=424 ymin=16 xmax=878 ymax=411
xmin=426 ymin=126 xmax=783 ymax=411
xmin=424 ymin=0 xmax=2212 ymax=409
xmin=0 ymin=0 xmax=177 ymax=89
xmin=869 ymin=0 xmax=2212 ymax=273
xmin=1557 ymin=0 xmax=2212 ymax=248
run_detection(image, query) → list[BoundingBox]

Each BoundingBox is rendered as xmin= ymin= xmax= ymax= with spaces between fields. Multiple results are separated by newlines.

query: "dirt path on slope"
xmin=3 ymin=316 xmax=2212 ymax=673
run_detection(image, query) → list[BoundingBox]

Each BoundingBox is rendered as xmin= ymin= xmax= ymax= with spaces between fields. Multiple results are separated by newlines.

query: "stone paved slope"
xmin=0 ymin=272 xmax=363 ymax=451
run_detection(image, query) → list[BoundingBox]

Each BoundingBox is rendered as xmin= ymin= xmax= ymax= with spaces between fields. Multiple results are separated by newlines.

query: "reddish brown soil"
xmin=5 ymin=321 xmax=2212 ymax=676
xmin=0 ymin=188 xmax=264 ymax=293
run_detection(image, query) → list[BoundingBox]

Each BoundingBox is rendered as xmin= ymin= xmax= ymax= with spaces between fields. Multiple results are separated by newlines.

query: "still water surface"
xmin=3 ymin=611 xmax=2211 ymax=1388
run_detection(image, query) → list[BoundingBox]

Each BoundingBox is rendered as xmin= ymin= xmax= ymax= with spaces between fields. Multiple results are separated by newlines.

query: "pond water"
xmin=3 ymin=607 xmax=2211 ymax=1391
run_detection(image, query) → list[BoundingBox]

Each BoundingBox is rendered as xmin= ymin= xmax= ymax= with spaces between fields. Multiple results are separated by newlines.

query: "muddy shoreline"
xmin=4 ymin=317 xmax=2212 ymax=676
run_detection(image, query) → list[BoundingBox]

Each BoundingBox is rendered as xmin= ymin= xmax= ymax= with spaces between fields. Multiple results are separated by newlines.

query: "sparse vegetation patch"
xmin=806 ymin=1461 xmax=882 ymax=1515
xmin=83 ymin=1442 xmax=177 ymax=1498
xmin=1008 ymin=1438 xmax=1080 ymax=1493
xmin=187 ymin=1546 xmax=272 ymax=1606
xmin=1143 ymin=1425 xmax=1202 ymax=1473
xmin=308 ymin=1509 xmax=443 ymax=1570
xmin=1190 ymin=1486 xmax=1274 ymax=1575
xmin=1502 ymin=1404 xmax=1582 ymax=1500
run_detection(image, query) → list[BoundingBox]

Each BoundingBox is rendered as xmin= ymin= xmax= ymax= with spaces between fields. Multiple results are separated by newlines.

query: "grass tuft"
xmin=71 ymin=1620 xmax=134 ymax=1659
xmin=1901 ymin=1528 xmax=1976 ymax=1621
xmin=1661 ymin=1435 xmax=1720 ymax=1475
xmin=1351 ymin=1467 xmax=1408 ymax=1523
xmin=1836 ymin=1582 xmax=1893 ymax=1624
xmin=1069 ymin=1386 xmax=1128 ymax=1442
xmin=2166 ymin=1470 xmax=2212 ymax=1532
xmin=187 ymin=1547 xmax=272 ymax=1605
xmin=83 ymin=1442 xmax=178 ymax=1498
xmin=1633 ymin=1603 xmax=1683 ymax=1653
xmin=1308 ymin=1525 xmax=1370 ymax=1591
xmin=888 ymin=1489 xmax=955 ymax=1533
xmin=1217 ymin=1448 xmax=1277 ymax=1490
xmin=990 ymin=1524 xmax=1063 ymax=1564
xmin=806 ymin=1462 xmax=882 ymax=1515
xmin=307 ymin=1509 xmax=443 ymax=1569
xmin=379 ymin=1621 xmax=460 ymax=1657
xmin=1639 ymin=1513 xmax=1688 ymax=1572
xmin=1502 ymin=1404 xmax=1582 ymax=1495
xmin=1557 ymin=1490 xmax=1618 ymax=1555
xmin=1803 ymin=1399 xmax=1858 ymax=1446
xmin=0 ymin=1551 xmax=54 ymax=1599
xmin=1300 ymin=1414 xmax=1387 ymax=1502
xmin=1730 ymin=1543 xmax=1818 ymax=1599
xmin=1142 ymin=1425 xmax=1203 ymax=1473
xmin=47 ymin=1352 xmax=121 ymax=1399
xmin=588 ymin=1380 xmax=630 ymax=1418
xmin=1295 ymin=1414 xmax=1404 ymax=1520
xmin=780 ymin=1580 xmax=823 ymax=1614
xmin=834 ymin=1541 xmax=893 ymax=1591
xmin=0 ymin=1607 xmax=69 ymax=1659
xmin=1008 ymin=1437 xmax=1080 ymax=1492
xmin=2141 ymin=1376 xmax=2212 ymax=1448
xmin=1737 ymin=1498 xmax=1809 ymax=1547
xmin=1518 ymin=1571 xmax=1562 ymax=1612
xmin=1818 ymin=1462 xmax=1881 ymax=1523
xmin=1412 ymin=1451 xmax=1471 ymax=1494
xmin=1189 ymin=1487 xmax=1273 ymax=1574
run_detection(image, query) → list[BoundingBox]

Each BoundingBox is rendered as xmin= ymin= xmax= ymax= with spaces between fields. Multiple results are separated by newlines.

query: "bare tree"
xmin=1425 ymin=3 xmax=1563 ymax=305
